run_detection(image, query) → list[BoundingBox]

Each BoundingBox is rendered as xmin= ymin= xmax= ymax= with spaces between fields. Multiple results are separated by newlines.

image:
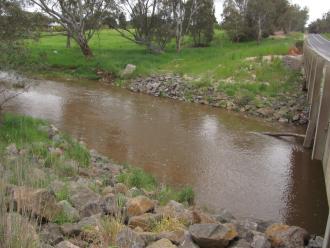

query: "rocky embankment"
xmin=0 ymin=120 xmax=323 ymax=248
xmin=128 ymin=74 xmax=308 ymax=126
xmin=119 ymin=56 xmax=308 ymax=126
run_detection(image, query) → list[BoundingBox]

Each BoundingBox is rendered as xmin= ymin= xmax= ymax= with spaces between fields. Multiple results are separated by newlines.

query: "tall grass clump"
xmin=117 ymin=166 xmax=194 ymax=205
xmin=117 ymin=167 xmax=157 ymax=191
xmin=0 ymin=113 xmax=48 ymax=152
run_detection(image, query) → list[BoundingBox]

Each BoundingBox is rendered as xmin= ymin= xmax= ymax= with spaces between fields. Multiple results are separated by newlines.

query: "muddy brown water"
xmin=4 ymin=79 xmax=328 ymax=235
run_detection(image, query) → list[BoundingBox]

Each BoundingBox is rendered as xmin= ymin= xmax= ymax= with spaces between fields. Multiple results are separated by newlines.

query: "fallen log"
xmin=259 ymin=132 xmax=306 ymax=139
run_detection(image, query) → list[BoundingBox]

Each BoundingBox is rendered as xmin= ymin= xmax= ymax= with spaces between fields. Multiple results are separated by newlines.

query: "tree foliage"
xmin=308 ymin=11 xmax=330 ymax=33
xmin=222 ymin=0 xmax=308 ymax=42
xmin=0 ymin=0 xmax=49 ymax=69
xmin=188 ymin=0 xmax=215 ymax=47
xmin=28 ymin=0 xmax=116 ymax=57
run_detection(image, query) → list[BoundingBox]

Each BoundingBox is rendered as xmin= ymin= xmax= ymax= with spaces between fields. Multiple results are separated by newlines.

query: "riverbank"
xmin=121 ymin=59 xmax=308 ymax=125
xmin=3 ymin=30 xmax=308 ymax=126
xmin=0 ymin=114 xmax=323 ymax=248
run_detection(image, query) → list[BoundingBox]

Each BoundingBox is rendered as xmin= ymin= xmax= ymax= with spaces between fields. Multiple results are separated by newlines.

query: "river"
xmin=4 ymin=78 xmax=328 ymax=235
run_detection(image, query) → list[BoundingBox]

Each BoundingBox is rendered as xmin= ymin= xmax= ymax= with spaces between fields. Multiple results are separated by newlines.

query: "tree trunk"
xmin=66 ymin=32 xmax=71 ymax=48
xmin=257 ymin=17 xmax=262 ymax=44
xmin=176 ymin=35 xmax=181 ymax=53
xmin=80 ymin=43 xmax=93 ymax=57
xmin=75 ymin=32 xmax=93 ymax=58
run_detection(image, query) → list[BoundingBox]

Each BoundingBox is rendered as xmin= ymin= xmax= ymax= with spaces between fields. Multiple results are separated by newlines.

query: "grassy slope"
xmin=323 ymin=33 xmax=330 ymax=40
xmin=28 ymin=30 xmax=302 ymax=80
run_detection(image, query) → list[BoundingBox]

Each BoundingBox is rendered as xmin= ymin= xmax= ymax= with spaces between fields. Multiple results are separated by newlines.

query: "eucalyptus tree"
xmin=28 ymin=0 xmax=116 ymax=57
xmin=170 ymin=0 xmax=199 ymax=52
xmin=113 ymin=0 xmax=174 ymax=53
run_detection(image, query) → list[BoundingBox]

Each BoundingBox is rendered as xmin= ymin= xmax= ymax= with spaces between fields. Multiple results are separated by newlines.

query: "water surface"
xmin=5 ymin=79 xmax=328 ymax=235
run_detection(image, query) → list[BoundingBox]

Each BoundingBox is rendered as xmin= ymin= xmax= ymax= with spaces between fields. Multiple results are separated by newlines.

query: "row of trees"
xmin=10 ymin=0 xmax=215 ymax=57
xmin=221 ymin=0 xmax=308 ymax=43
xmin=308 ymin=12 xmax=330 ymax=33
xmin=1 ymin=0 xmax=311 ymax=59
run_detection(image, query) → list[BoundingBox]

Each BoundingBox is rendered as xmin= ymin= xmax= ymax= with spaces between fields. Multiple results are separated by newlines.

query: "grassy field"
xmin=28 ymin=30 xmax=302 ymax=79
xmin=323 ymin=33 xmax=330 ymax=40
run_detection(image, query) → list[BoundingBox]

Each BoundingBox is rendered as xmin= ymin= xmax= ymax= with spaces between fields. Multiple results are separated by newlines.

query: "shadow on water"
xmin=4 ymin=79 xmax=328 ymax=235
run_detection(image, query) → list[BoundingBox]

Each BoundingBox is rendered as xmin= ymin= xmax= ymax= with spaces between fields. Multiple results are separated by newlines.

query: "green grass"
xmin=0 ymin=113 xmax=91 ymax=172
xmin=322 ymin=33 xmax=330 ymax=40
xmin=0 ymin=113 xmax=48 ymax=152
xmin=117 ymin=166 xmax=194 ymax=205
xmin=117 ymin=167 xmax=157 ymax=191
xmin=27 ymin=30 xmax=301 ymax=82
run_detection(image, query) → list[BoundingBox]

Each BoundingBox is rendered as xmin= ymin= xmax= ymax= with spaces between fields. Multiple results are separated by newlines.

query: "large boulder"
xmin=128 ymin=213 xmax=162 ymax=231
xmin=146 ymin=238 xmax=177 ymax=248
xmin=127 ymin=196 xmax=155 ymax=217
xmin=158 ymin=200 xmax=194 ymax=225
xmin=265 ymin=224 xmax=309 ymax=248
xmin=68 ymin=183 xmax=101 ymax=217
xmin=10 ymin=186 xmax=61 ymax=221
xmin=189 ymin=223 xmax=238 ymax=248
xmin=116 ymin=227 xmax=146 ymax=248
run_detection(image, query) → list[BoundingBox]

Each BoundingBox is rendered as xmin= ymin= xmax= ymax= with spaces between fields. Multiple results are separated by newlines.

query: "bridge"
xmin=304 ymin=34 xmax=330 ymax=248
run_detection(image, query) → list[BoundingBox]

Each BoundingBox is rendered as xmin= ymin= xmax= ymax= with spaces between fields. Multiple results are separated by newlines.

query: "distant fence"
xmin=303 ymin=39 xmax=330 ymax=248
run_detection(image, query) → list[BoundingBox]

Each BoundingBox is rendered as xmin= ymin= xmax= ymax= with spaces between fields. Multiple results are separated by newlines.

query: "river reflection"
xmin=5 ymin=79 xmax=328 ymax=234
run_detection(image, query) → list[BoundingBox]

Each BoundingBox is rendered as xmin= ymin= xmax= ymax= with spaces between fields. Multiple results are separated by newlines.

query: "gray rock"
xmin=61 ymin=214 xmax=101 ymax=237
xmin=40 ymin=223 xmax=64 ymax=246
xmin=307 ymin=236 xmax=323 ymax=248
xmin=116 ymin=227 xmax=146 ymax=248
xmin=127 ymin=195 xmax=155 ymax=217
xmin=158 ymin=230 xmax=185 ymax=245
xmin=79 ymin=201 xmax=102 ymax=218
xmin=100 ymin=194 xmax=119 ymax=215
xmin=68 ymin=182 xmax=101 ymax=216
xmin=214 ymin=209 xmax=236 ymax=224
xmin=146 ymin=238 xmax=177 ymax=248
xmin=251 ymin=232 xmax=271 ymax=248
xmin=128 ymin=213 xmax=162 ymax=231
xmin=121 ymin=64 xmax=137 ymax=77
xmin=55 ymin=241 xmax=80 ymax=248
xmin=266 ymin=224 xmax=309 ymax=248
xmin=178 ymin=231 xmax=199 ymax=248
xmin=189 ymin=223 xmax=238 ymax=248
